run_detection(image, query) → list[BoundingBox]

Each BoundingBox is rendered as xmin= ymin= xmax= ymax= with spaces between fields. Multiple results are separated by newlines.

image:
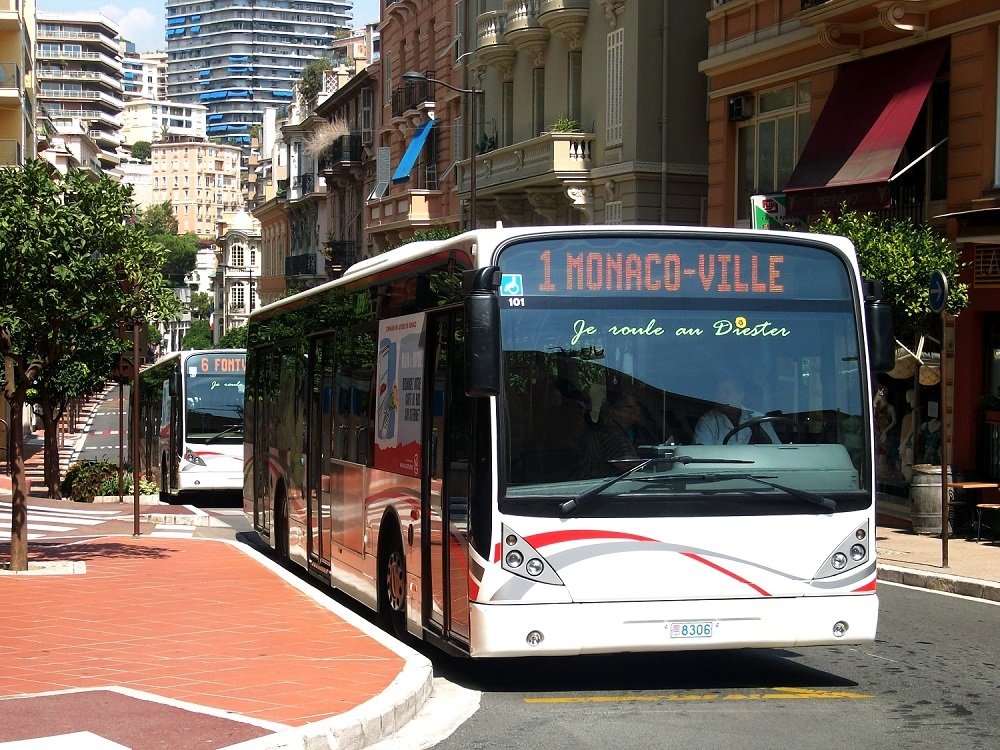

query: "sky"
xmin=37 ymin=1 xmax=381 ymax=55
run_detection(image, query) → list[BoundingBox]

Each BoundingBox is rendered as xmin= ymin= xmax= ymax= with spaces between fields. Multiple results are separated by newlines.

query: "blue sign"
xmin=929 ymin=269 xmax=948 ymax=314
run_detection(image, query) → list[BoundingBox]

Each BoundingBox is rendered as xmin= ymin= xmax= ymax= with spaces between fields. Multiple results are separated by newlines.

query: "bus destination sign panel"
xmin=194 ymin=354 xmax=246 ymax=374
xmin=510 ymin=248 xmax=786 ymax=296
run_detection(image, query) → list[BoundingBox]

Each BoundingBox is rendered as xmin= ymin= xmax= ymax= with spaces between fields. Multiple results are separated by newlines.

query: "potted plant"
xmin=546 ymin=117 xmax=581 ymax=133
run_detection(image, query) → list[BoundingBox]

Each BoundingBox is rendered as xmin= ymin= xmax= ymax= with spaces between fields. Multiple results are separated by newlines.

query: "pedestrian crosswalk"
xmin=150 ymin=523 xmax=197 ymax=539
xmin=0 ymin=500 xmax=123 ymax=541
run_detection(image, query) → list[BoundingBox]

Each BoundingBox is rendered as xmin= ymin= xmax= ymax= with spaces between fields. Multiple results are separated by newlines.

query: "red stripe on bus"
xmin=853 ymin=578 xmax=877 ymax=592
xmin=680 ymin=551 xmax=771 ymax=596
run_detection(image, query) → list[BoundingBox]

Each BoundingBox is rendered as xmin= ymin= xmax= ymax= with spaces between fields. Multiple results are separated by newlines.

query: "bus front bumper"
xmin=468 ymin=593 xmax=878 ymax=658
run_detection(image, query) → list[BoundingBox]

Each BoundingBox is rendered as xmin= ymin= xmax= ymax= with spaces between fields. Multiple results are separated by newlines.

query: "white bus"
xmin=244 ymin=226 xmax=894 ymax=658
xmin=138 ymin=349 xmax=246 ymax=502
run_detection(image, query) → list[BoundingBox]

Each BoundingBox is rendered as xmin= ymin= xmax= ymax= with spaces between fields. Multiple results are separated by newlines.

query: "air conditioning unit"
xmin=728 ymin=94 xmax=754 ymax=122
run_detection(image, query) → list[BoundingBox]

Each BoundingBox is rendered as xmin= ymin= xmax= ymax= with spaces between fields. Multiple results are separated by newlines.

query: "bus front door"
xmin=424 ymin=312 xmax=471 ymax=646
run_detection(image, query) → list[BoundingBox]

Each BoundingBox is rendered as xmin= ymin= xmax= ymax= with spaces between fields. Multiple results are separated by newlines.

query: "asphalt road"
xmin=410 ymin=583 xmax=1000 ymax=750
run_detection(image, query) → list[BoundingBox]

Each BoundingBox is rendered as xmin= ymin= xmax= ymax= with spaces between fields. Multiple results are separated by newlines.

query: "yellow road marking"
xmin=525 ymin=687 xmax=870 ymax=705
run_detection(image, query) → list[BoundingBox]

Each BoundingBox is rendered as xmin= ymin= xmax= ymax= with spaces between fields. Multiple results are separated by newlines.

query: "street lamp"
xmin=401 ymin=70 xmax=479 ymax=230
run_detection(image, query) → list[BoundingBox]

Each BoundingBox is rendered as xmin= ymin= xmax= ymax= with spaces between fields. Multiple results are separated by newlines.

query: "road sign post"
xmin=930 ymin=270 xmax=949 ymax=567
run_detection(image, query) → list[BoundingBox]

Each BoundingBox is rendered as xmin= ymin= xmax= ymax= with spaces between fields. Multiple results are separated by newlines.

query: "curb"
xmin=218 ymin=539 xmax=434 ymax=750
xmin=877 ymin=563 xmax=1000 ymax=603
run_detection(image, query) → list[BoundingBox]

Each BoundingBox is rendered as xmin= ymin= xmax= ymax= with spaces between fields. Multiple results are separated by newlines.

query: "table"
xmin=947 ymin=482 xmax=999 ymax=540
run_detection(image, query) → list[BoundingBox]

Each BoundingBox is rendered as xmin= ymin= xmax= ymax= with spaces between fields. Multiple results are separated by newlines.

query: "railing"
xmin=391 ymin=72 xmax=434 ymax=119
xmin=800 ymin=0 xmax=833 ymax=9
xmin=285 ymin=252 xmax=318 ymax=277
xmin=292 ymin=173 xmax=315 ymax=194
xmin=318 ymin=134 xmax=363 ymax=170
xmin=324 ymin=241 xmax=358 ymax=269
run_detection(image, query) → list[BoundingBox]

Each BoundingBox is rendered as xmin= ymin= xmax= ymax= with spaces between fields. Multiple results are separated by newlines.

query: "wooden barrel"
xmin=910 ymin=464 xmax=952 ymax=535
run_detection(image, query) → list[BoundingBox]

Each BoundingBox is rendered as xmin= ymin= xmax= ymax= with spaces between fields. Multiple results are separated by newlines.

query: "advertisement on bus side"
xmin=374 ymin=313 xmax=425 ymax=477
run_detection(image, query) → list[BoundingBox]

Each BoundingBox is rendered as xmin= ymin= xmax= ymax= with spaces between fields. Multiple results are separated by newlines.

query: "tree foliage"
xmin=217 ymin=324 xmax=247 ymax=349
xmin=189 ymin=291 xmax=213 ymax=320
xmin=810 ymin=210 xmax=969 ymax=344
xmin=131 ymin=141 xmax=151 ymax=163
xmin=135 ymin=203 xmax=198 ymax=286
xmin=299 ymin=57 xmax=333 ymax=101
xmin=183 ymin=319 xmax=214 ymax=349
xmin=137 ymin=201 xmax=178 ymax=235
xmin=0 ymin=160 xmax=180 ymax=569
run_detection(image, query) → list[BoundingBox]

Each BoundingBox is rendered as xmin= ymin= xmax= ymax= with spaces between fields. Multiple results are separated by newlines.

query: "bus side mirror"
xmin=863 ymin=278 xmax=895 ymax=373
xmin=168 ymin=371 xmax=181 ymax=398
xmin=463 ymin=266 xmax=501 ymax=397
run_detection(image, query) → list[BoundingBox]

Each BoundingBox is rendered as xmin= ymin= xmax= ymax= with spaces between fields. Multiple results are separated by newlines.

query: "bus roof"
xmin=249 ymin=225 xmax=859 ymax=319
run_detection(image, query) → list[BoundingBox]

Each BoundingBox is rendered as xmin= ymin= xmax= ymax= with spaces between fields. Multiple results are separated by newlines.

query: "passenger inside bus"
xmin=693 ymin=376 xmax=780 ymax=445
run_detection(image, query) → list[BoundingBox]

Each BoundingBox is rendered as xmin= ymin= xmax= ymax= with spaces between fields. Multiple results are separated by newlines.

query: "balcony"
xmin=504 ymin=0 xmax=549 ymax=65
xmin=456 ymin=130 xmax=595 ymax=196
xmin=538 ymin=0 xmax=589 ymax=48
xmin=318 ymin=134 xmax=363 ymax=172
xmin=324 ymin=240 xmax=359 ymax=272
xmin=276 ymin=178 xmax=289 ymax=198
xmin=0 ymin=139 xmax=22 ymax=167
xmin=367 ymin=189 xmax=444 ymax=234
xmin=475 ymin=11 xmax=517 ymax=78
xmin=391 ymin=76 xmax=434 ymax=119
xmin=284 ymin=251 xmax=323 ymax=278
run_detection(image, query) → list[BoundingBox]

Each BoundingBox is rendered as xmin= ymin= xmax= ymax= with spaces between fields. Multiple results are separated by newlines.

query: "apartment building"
xmin=151 ymin=137 xmax=243 ymax=237
xmin=164 ymin=0 xmax=352 ymax=150
xmin=0 ymin=0 xmax=37 ymax=168
xmin=213 ymin=208 xmax=261 ymax=341
xmin=122 ymin=99 xmax=208 ymax=145
xmin=36 ymin=12 xmax=124 ymax=172
xmin=369 ymin=0 xmax=708 ymax=248
xmin=700 ymin=0 xmax=1000 ymax=514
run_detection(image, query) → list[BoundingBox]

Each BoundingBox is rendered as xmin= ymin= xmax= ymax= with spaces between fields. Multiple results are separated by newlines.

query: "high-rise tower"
xmin=165 ymin=0 xmax=351 ymax=148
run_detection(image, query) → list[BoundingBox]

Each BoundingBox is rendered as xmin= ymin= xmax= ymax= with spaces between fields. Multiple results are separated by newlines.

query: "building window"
xmin=606 ymin=200 xmax=622 ymax=224
xmin=231 ymin=245 xmax=245 ymax=267
xmin=231 ymin=283 xmax=245 ymax=312
xmin=735 ymin=81 xmax=811 ymax=223
xmin=568 ymin=51 xmax=582 ymax=125
xmin=532 ymin=68 xmax=545 ymax=137
xmin=362 ymin=86 xmax=373 ymax=143
xmin=502 ymin=81 xmax=513 ymax=147
xmin=606 ymin=28 xmax=624 ymax=146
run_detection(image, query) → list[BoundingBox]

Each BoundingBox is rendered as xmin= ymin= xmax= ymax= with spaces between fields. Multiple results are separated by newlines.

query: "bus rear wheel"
xmin=274 ymin=486 xmax=289 ymax=561
xmin=380 ymin=529 xmax=407 ymax=640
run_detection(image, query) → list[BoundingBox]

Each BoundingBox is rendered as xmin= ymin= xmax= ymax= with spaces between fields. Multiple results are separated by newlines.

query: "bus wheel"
xmin=274 ymin=486 xmax=289 ymax=561
xmin=380 ymin=528 xmax=407 ymax=640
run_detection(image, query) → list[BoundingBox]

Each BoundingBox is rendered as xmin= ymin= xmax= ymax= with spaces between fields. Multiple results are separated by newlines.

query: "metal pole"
xmin=118 ymin=379 xmax=124 ymax=504
xmin=132 ymin=324 xmax=141 ymax=539
xmin=940 ymin=311 xmax=950 ymax=567
xmin=469 ymin=88 xmax=477 ymax=230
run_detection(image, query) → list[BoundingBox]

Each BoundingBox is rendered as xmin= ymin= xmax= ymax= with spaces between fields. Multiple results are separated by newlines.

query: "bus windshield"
xmin=185 ymin=372 xmax=245 ymax=442
xmin=497 ymin=235 xmax=868 ymax=513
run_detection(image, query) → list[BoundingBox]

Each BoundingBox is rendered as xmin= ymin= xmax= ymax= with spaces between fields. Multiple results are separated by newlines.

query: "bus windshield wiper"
xmin=558 ymin=454 xmax=755 ymax=515
xmin=205 ymin=424 xmax=242 ymax=444
xmin=680 ymin=473 xmax=837 ymax=511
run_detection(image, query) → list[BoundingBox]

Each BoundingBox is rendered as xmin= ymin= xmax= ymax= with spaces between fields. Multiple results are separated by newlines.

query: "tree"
xmin=137 ymin=201 xmax=179 ymax=236
xmin=190 ymin=291 xmax=213 ymax=320
xmin=217 ymin=324 xmax=247 ymax=349
xmin=131 ymin=141 xmax=151 ymax=163
xmin=183 ymin=319 xmax=214 ymax=349
xmin=810 ymin=210 xmax=969 ymax=345
xmin=157 ymin=233 xmax=200 ymax=286
xmin=299 ymin=57 xmax=333 ymax=101
xmin=0 ymin=160 xmax=179 ymax=570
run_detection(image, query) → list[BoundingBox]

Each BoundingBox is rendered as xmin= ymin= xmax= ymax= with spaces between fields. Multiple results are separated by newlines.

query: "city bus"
xmin=137 ymin=349 xmax=246 ymax=502
xmin=244 ymin=226 xmax=894 ymax=658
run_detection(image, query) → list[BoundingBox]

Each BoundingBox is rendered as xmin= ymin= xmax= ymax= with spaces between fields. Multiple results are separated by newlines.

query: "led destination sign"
xmin=533 ymin=248 xmax=784 ymax=295
xmin=193 ymin=354 xmax=246 ymax=374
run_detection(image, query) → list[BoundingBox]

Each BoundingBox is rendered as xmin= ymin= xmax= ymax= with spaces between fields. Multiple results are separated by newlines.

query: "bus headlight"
xmin=183 ymin=449 xmax=207 ymax=467
xmin=831 ymin=552 xmax=847 ymax=570
xmin=813 ymin=521 xmax=874 ymax=580
xmin=850 ymin=544 xmax=866 ymax=561
xmin=505 ymin=550 xmax=524 ymax=568
xmin=525 ymin=558 xmax=544 ymax=576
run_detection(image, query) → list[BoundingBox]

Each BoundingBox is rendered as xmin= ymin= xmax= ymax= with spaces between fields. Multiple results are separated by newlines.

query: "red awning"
xmin=784 ymin=40 xmax=948 ymax=215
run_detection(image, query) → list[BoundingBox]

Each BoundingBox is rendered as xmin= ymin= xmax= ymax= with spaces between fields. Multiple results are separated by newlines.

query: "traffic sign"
xmin=929 ymin=269 xmax=948 ymax=314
